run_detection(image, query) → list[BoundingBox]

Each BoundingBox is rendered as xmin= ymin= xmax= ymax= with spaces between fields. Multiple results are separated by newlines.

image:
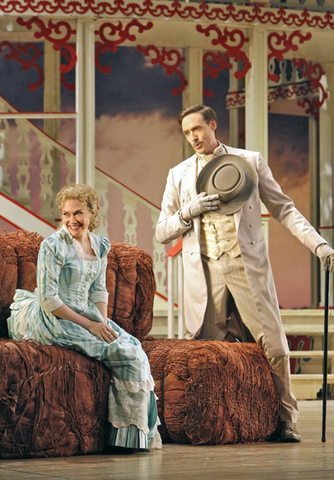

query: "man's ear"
xmin=210 ymin=120 xmax=217 ymax=132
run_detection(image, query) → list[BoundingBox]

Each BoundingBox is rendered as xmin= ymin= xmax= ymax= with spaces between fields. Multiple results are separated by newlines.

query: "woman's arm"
xmin=96 ymin=302 xmax=108 ymax=323
xmin=52 ymin=302 xmax=118 ymax=343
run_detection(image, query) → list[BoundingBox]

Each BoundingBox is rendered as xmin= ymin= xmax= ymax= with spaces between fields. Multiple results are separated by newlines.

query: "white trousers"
xmin=198 ymin=253 xmax=299 ymax=424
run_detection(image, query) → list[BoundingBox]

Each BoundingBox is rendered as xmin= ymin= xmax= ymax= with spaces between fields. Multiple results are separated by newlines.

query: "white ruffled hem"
xmin=111 ymin=375 xmax=155 ymax=394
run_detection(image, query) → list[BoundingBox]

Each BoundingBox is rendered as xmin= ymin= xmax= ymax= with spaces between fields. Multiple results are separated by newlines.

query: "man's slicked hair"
xmin=178 ymin=104 xmax=217 ymax=127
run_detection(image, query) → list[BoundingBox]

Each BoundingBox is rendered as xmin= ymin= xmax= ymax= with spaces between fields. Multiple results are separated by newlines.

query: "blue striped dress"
xmin=7 ymin=227 xmax=161 ymax=450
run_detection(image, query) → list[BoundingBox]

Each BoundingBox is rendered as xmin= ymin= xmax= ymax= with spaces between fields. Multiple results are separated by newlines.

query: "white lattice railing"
xmin=95 ymin=167 xmax=167 ymax=301
xmin=0 ymin=95 xmax=168 ymax=301
xmin=0 ymin=95 xmax=76 ymax=225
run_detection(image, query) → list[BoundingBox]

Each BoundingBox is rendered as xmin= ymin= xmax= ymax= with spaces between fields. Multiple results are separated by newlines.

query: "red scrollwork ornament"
xmin=16 ymin=17 xmax=77 ymax=91
xmin=196 ymin=25 xmax=251 ymax=98
xmin=267 ymin=30 xmax=312 ymax=82
xmin=293 ymin=59 xmax=328 ymax=120
xmin=0 ymin=41 xmax=44 ymax=91
xmin=136 ymin=45 xmax=187 ymax=96
xmin=95 ymin=19 xmax=153 ymax=74
xmin=203 ymin=51 xmax=232 ymax=99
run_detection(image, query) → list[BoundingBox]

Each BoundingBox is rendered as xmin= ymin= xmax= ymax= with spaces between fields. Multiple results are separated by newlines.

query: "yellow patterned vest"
xmin=198 ymin=145 xmax=241 ymax=259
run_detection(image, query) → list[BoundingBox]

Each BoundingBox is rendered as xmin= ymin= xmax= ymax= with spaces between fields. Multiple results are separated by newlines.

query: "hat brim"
xmin=196 ymin=153 xmax=258 ymax=215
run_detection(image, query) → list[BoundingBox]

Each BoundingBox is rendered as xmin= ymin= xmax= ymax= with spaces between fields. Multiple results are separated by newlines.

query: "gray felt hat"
xmin=196 ymin=153 xmax=258 ymax=215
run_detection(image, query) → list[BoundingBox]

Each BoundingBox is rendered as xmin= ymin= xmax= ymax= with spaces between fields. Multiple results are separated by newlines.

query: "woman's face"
xmin=61 ymin=198 xmax=94 ymax=241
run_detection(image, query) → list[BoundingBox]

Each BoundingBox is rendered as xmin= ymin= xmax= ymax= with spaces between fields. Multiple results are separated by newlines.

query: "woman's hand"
xmin=52 ymin=303 xmax=120 ymax=343
xmin=88 ymin=321 xmax=119 ymax=343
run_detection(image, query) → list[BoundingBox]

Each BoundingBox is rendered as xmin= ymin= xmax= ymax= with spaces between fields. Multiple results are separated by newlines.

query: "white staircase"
xmin=0 ymin=193 xmax=56 ymax=238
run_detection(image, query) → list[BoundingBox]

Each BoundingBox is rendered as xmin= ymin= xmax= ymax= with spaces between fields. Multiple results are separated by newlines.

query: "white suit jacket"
xmin=156 ymin=145 xmax=326 ymax=358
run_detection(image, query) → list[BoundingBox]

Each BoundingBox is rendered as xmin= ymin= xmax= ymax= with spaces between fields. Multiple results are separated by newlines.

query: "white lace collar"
xmin=64 ymin=226 xmax=98 ymax=261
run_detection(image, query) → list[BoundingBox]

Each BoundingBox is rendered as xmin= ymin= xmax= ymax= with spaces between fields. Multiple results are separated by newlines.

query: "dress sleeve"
xmin=37 ymin=236 xmax=65 ymax=313
xmin=89 ymin=235 xmax=110 ymax=304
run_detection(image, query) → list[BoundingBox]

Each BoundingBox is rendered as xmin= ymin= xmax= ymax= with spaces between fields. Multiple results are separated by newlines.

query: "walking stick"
xmin=321 ymin=266 xmax=330 ymax=443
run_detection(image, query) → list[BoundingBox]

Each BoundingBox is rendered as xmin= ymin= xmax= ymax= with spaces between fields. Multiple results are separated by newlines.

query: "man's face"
xmin=181 ymin=112 xmax=217 ymax=155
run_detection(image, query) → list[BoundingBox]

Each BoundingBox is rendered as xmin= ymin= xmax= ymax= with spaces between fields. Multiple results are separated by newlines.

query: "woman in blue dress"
xmin=7 ymin=184 xmax=161 ymax=451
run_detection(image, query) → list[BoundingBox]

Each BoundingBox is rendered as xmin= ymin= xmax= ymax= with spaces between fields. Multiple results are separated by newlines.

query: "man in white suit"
xmin=156 ymin=104 xmax=334 ymax=442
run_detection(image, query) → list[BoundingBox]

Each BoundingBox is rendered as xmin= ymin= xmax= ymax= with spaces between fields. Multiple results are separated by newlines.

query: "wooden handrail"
xmin=166 ymin=237 xmax=182 ymax=257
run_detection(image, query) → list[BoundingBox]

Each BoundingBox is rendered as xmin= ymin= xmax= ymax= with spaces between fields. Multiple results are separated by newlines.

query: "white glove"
xmin=317 ymin=243 xmax=334 ymax=272
xmin=181 ymin=192 xmax=220 ymax=221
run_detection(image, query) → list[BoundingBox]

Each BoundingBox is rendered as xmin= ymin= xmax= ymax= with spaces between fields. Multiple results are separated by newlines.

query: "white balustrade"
xmin=95 ymin=169 xmax=169 ymax=301
xmin=0 ymin=96 xmax=76 ymax=225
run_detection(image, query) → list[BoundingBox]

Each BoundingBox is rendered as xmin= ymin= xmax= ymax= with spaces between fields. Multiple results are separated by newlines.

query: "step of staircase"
xmin=290 ymin=351 xmax=334 ymax=358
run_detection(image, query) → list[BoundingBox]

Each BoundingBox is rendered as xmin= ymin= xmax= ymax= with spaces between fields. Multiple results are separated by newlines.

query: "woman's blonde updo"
xmin=57 ymin=184 xmax=100 ymax=232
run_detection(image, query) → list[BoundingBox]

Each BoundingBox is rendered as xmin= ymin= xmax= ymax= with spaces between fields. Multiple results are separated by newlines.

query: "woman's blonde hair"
xmin=57 ymin=184 xmax=100 ymax=232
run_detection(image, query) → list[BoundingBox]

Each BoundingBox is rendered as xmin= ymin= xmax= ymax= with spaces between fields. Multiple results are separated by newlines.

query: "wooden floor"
xmin=1 ymin=400 xmax=334 ymax=480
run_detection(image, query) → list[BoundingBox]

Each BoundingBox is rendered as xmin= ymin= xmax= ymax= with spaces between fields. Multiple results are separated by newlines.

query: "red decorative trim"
xmin=268 ymin=31 xmax=312 ymax=82
xmin=17 ymin=17 xmax=77 ymax=91
xmin=137 ymin=45 xmax=186 ymax=96
xmin=95 ymin=19 xmax=153 ymax=74
xmin=197 ymin=26 xmax=251 ymax=97
xmin=227 ymin=81 xmax=319 ymax=112
xmin=226 ymin=90 xmax=245 ymax=108
xmin=293 ymin=59 xmax=328 ymax=120
xmin=0 ymin=41 xmax=44 ymax=91
xmin=1 ymin=2 xmax=334 ymax=31
xmin=268 ymin=81 xmax=318 ymax=102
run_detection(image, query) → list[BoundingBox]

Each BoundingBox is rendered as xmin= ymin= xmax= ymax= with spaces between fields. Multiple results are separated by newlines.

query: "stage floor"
xmin=0 ymin=400 xmax=333 ymax=480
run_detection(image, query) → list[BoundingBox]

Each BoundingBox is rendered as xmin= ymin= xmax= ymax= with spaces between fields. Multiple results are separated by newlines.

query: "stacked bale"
xmin=143 ymin=338 xmax=280 ymax=445
xmin=0 ymin=338 xmax=110 ymax=458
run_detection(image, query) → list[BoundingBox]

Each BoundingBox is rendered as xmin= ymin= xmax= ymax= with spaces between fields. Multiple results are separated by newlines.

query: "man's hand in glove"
xmin=317 ymin=243 xmax=334 ymax=272
xmin=181 ymin=192 xmax=220 ymax=222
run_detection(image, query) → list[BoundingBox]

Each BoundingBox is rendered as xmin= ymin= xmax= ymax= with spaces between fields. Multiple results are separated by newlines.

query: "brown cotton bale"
xmin=0 ymin=237 xmax=18 ymax=337
xmin=0 ymin=338 xmax=110 ymax=459
xmin=4 ymin=230 xmax=44 ymax=292
xmin=142 ymin=338 xmax=280 ymax=445
xmin=106 ymin=242 xmax=155 ymax=340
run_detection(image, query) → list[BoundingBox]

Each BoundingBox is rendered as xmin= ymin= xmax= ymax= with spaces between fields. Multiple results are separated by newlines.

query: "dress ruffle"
xmin=112 ymin=375 xmax=155 ymax=394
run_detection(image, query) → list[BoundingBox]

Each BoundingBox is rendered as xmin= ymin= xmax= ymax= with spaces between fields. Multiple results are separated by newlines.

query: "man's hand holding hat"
xmin=317 ymin=243 xmax=334 ymax=272
xmin=181 ymin=192 xmax=220 ymax=222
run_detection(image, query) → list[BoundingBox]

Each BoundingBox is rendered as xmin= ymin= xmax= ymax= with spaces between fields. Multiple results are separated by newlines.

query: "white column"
xmin=245 ymin=27 xmax=268 ymax=158
xmin=309 ymin=114 xmax=320 ymax=308
xmin=319 ymin=63 xmax=334 ymax=307
xmin=43 ymin=42 xmax=61 ymax=218
xmin=76 ymin=19 xmax=95 ymax=187
xmin=182 ymin=47 xmax=203 ymax=159
xmin=245 ymin=27 xmax=269 ymax=243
